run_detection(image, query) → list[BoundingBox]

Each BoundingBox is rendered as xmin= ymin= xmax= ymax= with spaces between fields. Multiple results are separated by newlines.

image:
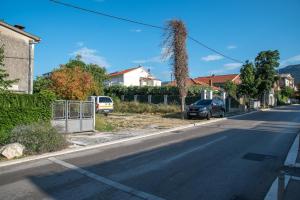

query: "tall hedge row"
xmin=0 ymin=93 xmax=54 ymax=145
xmin=104 ymin=85 xmax=211 ymax=96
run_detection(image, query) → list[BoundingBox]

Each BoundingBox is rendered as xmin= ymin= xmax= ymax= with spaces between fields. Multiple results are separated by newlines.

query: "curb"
xmin=264 ymin=133 xmax=300 ymax=200
xmin=0 ymin=110 xmax=260 ymax=168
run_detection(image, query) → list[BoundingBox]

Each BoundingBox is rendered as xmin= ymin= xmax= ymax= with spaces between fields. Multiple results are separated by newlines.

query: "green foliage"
xmin=281 ymin=86 xmax=294 ymax=98
xmin=104 ymin=85 xmax=208 ymax=97
xmin=224 ymin=81 xmax=237 ymax=98
xmin=33 ymin=76 xmax=52 ymax=93
xmin=33 ymin=56 xmax=108 ymax=98
xmin=10 ymin=122 xmax=67 ymax=154
xmin=275 ymin=91 xmax=289 ymax=105
xmin=0 ymin=45 xmax=18 ymax=92
xmin=64 ymin=56 xmax=108 ymax=95
xmin=238 ymin=61 xmax=257 ymax=98
xmin=95 ymin=115 xmax=115 ymax=132
xmin=255 ymin=50 xmax=280 ymax=97
xmin=0 ymin=93 xmax=54 ymax=145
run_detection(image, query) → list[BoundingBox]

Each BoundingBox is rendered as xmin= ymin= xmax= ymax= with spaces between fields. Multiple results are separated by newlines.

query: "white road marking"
xmin=265 ymin=134 xmax=300 ymax=200
xmin=48 ymin=157 xmax=165 ymax=200
xmin=284 ymin=134 xmax=299 ymax=166
xmin=264 ymin=176 xmax=291 ymax=200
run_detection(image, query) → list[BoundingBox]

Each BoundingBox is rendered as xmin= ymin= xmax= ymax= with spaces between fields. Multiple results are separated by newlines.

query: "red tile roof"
xmin=167 ymin=78 xmax=222 ymax=91
xmin=194 ymin=74 xmax=240 ymax=85
xmin=109 ymin=66 xmax=141 ymax=77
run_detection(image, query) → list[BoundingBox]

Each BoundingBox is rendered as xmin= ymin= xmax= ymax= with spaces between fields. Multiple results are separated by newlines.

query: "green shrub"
xmin=104 ymin=85 xmax=211 ymax=97
xmin=114 ymin=102 xmax=180 ymax=114
xmin=0 ymin=93 xmax=54 ymax=145
xmin=9 ymin=122 xmax=67 ymax=154
xmin=95 ymin=115 xmax=115 ymax=132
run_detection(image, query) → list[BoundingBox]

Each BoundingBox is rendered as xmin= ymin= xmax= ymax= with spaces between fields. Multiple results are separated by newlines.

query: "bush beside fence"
xmin=0 ymin=93 xmax=54 ymax=145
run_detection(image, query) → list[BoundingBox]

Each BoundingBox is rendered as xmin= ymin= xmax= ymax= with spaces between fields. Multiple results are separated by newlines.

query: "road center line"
xmin=48 ymin=157 xmax=165 ymax=200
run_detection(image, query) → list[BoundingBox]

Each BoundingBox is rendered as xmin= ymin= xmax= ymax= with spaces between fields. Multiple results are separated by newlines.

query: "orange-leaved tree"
xmin=50 ymin=66 xmax=96 ymax=100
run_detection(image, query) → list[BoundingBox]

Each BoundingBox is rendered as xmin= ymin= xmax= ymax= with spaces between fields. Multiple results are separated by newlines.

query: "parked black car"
xmin=187 ymin=98 xmax=225 ymax=120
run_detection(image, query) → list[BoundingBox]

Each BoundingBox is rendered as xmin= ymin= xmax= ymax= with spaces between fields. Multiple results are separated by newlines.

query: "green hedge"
xmin=0 ymin=93 xmax=55 ymax=145
xmin=104 ymin=85 xmax=211 ymax=96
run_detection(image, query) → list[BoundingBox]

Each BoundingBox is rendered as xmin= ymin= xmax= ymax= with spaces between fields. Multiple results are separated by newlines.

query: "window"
xmin=98 ymin=97 xmax=112 ymax=103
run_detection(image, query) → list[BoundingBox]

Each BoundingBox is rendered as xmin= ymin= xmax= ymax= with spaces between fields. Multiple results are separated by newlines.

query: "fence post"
xmin=164 ymin=95 xmax=168 ymax=105
xmin=92 ymin=97 xmax=96 ymax=131
xmin=201 ymin=90 xmax=207 ymax=100
xmin=134 ymin=95 xmax=138 ymax=102
xmin=148 ymin=95 xmax=152 ymax=104
xmin=208 ymin=90 xmax=213 ymax=99
xmin=79 ymin=101 xmax=83 ymax=132
xmin=65 ymin=100 xmax=68 ymax=133
xmin=121 ymin=95 xmax=124 ymax=101
xmin=277 ymin=171 xmax=285 ymax=200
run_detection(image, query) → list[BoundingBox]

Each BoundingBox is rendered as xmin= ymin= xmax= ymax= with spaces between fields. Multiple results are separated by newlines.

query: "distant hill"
xmin=279 ymin=64 xmax=300 ymax=84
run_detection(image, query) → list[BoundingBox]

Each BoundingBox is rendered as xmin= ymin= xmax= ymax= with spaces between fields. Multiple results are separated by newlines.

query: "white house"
xmin=105 ymin=66 xmax=161 ymax=87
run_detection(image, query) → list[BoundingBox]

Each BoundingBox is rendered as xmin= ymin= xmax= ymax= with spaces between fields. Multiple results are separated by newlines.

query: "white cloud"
xmin=224 ymin=62 xmax=242 ymax=70
xmin=132 ymin=47 xmax=172 ymax=64
xmin=280 ymin=54 xmax=300 ymax=67
xmin=227 ymin=45 xmax=237 ymax=50
xmin=130 ymin=29 xmax=142 ymax=33
xmin=207 ymin=62 xmax=242 ymax=75
xmin=201 ymin=54 xmax=223 ymax=62
xmin=71 ymin=47 xmax=110 ymax=67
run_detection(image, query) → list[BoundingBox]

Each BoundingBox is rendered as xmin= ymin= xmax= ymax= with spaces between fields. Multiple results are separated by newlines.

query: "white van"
xmin=92 ymin=96 xmax=114 ymax=115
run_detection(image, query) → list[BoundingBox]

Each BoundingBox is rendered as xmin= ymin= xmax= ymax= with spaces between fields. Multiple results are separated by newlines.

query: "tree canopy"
xmin=238 ymin=61 xmax=257 ymax=98
xmin=255 ymin=50 xmax=280 ymax=97
xmin=33 ymin=56 xmax=108 ymax=100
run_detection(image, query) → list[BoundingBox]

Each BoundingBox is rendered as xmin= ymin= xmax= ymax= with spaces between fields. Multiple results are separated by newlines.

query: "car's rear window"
xmin=195 ymin=100 xmax=212 ymax=105
xmin=98 ymin=97 xmax=112 ymax=103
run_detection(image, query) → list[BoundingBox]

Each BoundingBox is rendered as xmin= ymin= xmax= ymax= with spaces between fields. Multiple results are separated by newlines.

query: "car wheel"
xmin=206 ymin=112 xmax=211 ymax=120
xmin=220 ymin=110 xmax=225 ymax=118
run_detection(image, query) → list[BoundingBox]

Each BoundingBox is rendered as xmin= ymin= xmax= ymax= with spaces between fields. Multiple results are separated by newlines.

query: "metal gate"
xmin=51 ymin=100 xmax=95 ymax=133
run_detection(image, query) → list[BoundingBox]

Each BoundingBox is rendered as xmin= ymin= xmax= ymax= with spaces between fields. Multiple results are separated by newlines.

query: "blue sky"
xmin=1 ymin=0 xmax=300 ymax=81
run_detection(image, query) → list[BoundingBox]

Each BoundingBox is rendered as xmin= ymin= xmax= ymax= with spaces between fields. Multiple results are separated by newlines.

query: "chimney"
xmin=14 ymin=24 xmax=25 ymax=30
xmin=209 ymin=79 xmax=213 ymax=86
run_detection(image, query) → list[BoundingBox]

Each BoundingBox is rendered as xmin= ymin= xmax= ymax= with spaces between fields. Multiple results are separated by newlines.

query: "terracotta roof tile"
xmin=194 ymin=74 xmax=240 ymax=84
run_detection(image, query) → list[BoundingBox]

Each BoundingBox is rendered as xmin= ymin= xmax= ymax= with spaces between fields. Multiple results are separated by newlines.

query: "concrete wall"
xmin=0 ymin=25 xmax=34 ymax=93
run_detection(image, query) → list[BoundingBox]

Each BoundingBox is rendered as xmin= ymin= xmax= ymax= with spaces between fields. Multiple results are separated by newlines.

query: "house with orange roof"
xmin=166 ymin=78 xmax=222 ymax=91
xmin=105 ymin=66 xmax=161 ymax=87
xmin=194 ymin=74 xmax=241 ymax=89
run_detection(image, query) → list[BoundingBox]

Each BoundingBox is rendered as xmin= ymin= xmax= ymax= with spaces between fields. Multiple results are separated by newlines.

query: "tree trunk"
xmin=181 ymin=96 xmax=186 ymax=119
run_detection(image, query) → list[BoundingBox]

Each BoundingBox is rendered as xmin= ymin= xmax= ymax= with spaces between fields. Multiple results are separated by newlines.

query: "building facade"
xmin=0 ymin=21 xmax=40 ymax=94
xmin=278 ymin=73 xmax=296 ymax=89
xmin=106 ymin=66 xmax=161 ymax=87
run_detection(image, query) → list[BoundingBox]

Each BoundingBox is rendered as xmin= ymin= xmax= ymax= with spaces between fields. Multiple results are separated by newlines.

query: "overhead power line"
xmin=49 ymin=0 xmax=243 ymax=63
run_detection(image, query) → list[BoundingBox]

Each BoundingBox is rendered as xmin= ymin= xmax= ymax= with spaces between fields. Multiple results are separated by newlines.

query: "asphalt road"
xmin=1 ymin=105 xmax=300 ymax=200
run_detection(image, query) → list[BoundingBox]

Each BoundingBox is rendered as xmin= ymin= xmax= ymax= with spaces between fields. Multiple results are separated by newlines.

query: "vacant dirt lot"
xmin=102 ymin=112 xmax=203 ymax=131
